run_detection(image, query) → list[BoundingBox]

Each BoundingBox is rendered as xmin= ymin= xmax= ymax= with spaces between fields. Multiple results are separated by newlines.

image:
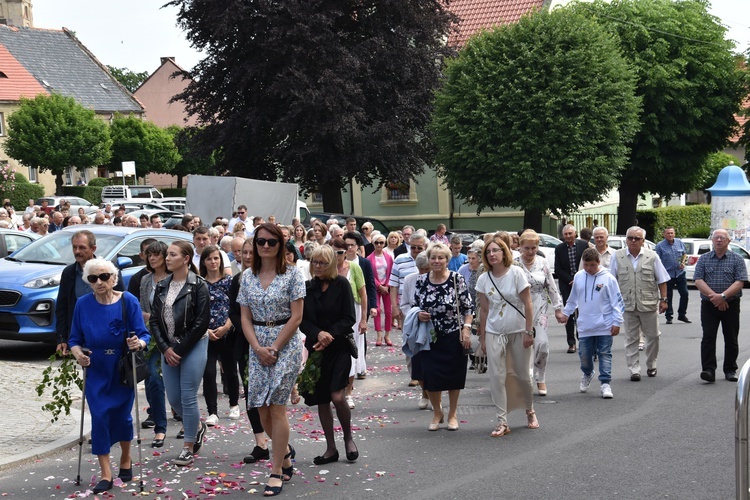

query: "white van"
xmin=101 ymin=185 xmax=164 ymax=203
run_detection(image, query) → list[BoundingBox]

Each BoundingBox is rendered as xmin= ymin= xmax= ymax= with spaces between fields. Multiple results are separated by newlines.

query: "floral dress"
xmin=513 ymin=256 xmax=563 ymax=382
xmin=207 ymin=275 xmax=232 ymax=329
xmin=237 ymin=265 xmax=306 ymax=406
xmin=413 ymin=271 xmax=474 ymax=391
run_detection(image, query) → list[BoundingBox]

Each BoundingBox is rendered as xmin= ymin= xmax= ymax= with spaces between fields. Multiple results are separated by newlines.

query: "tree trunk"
xmin=176 ymin=175 xmax=183 ymax=189
xmin=523 ymin=208 xmax=543 ymax=233
xmin=616 ymin=181 xmax=639 ymax=234
xmin=55 ymin=172 xmax=65 ymax=196
xmin=321 ymin=183 xmax=344 ymax=213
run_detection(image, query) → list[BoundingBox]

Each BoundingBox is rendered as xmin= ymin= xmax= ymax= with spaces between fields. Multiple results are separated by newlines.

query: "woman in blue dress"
xmin=238 ymin=223 xmax=305 ymax=497
xmin=69 ymin=258 xmax=150 ymax=494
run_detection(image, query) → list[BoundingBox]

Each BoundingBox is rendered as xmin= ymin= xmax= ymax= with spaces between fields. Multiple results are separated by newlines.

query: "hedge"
xmin=62 ymin=186 xmax=87 ymax=198
xmin=636 ymin=205 xmax=711 ymax=242
xmin=83 ymin=186 xmax=103 ymax=206
xmin=161 ymin=188 xmax=186 ymax=197
xmin=87 ymin=177 xmax=110 ymax=187
xmin=1 ymin=173 xmax=44 ymax=210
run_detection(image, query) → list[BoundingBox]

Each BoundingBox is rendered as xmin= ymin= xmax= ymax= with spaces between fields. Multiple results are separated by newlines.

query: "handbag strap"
xmin=486 ymin=271 xmax=525 ymax=319
xmin=453 ymin=272 xmax=461 ymax=334
xmin=120 ymin=294 xmax=131 ymax=350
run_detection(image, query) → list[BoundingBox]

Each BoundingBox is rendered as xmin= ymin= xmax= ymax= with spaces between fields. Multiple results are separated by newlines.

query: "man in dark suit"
xmin=393 ymin=225 xmax=415 ymax=258
xmin=55 ymin=230 xmax=124 ymax=355
xmin=554 ymin=224 xmax=589 ymax=353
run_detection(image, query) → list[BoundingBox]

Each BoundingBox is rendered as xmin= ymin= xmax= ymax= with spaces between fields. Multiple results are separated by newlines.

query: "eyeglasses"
xmin=311 ymin=260 xmax=328 ymax=267
xmin=374 ymin=241 xmax=385 ymax=245
xmin=486 ymin=248 xmax=503 ymax=255
xmin=335 ymin=250 xmax=345 ymax=255
xmin=256 ymin=238 xmax=279 ymax=247
xmin=626 ymin=236 xmax=643 ymax=241
xmin=86 ymin=272 xmax=113 ymax=283
xmin=411 ymin=246 xmax=424 ymax=251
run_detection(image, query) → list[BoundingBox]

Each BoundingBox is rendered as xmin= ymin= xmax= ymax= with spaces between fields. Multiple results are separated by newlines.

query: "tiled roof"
xmin=0 ymin=25 xmax=142 ymax=113
xmin=0 ymin=44 xmax=47 ymax=101
xmin=731 ymin=97 xmax=749 ymax=144
xmin=449 ymin=0 xmax=547 ymax=47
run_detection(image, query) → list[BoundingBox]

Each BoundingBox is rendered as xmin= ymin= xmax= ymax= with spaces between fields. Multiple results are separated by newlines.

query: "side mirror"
xmin=116 ymin=256 xmax=133 ymax=269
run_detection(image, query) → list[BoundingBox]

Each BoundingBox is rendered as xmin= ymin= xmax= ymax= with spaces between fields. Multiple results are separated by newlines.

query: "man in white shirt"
xmin=609 ymin=226 xmax=669 ymax=381
xmin=227 ymin=204 xmax=250 ymax=233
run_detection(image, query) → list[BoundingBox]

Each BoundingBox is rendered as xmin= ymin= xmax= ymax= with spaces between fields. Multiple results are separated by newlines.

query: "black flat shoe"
xmin=700 ymin=370 xmax=716 ymax=383
xmin=313 ymin=450 xmax=339 ymax=465
xmin=176 ymin=429 xmax=184 ymax=439
xmin=152 ymin=438 xmax=165 ymax=448
xmin=726 ymin=372 xmax=739 ymax=382
xmin=264 ymin=473 xmax=284 ymax=497
xmin=282 ymin=444 xmax=296 ymax=481
xmin=93 ymin=479 xmax=113 ymax=493
xmin=141 ymin=417 xmax=155 ymax=429
xmin=117 ymin=467 xmax=132 ymax=482
xmin=243 ymin=445 xmax=270 ymax=463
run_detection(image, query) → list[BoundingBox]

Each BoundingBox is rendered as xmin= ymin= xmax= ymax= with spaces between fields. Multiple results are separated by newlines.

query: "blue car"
xmin=0 ymin=226 xmax=193 ymax=343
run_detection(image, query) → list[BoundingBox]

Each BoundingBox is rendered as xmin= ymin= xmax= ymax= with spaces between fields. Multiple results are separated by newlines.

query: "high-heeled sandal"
xmin=264 ymin=473 xmax=284 ymax=497
xmin=526 ymin=410 xmax=540 ymax=429
xmin=491 ymin=422 xmax=511 ymax=437
xmin=282 ymin=444 xmax=295 ymax=481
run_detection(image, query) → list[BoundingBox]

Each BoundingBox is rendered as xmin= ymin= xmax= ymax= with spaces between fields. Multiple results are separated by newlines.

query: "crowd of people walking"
xmin=52 ymin=206 xmax=746 ymax=496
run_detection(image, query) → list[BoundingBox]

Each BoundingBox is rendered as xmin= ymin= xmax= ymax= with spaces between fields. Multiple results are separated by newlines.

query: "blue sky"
xmin=31 ymin=0 xmax=750 ymax=74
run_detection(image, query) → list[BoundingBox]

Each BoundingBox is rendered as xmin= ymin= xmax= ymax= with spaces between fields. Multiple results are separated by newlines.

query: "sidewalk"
xmin=0 ymin=359 xmax=90 ymax=471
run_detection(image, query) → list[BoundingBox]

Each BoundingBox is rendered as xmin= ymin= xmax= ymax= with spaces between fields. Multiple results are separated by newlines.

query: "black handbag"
xmin=118 ymin=297 xmax=149 ymax=387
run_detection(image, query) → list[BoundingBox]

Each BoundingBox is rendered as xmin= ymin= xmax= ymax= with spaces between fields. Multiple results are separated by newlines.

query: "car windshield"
xmin=8 ymin=231 xmax=123 ymax=265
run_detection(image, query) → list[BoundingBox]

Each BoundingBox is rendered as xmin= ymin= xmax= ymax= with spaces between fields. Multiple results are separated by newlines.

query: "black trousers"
xmin=203 ymin=336 xmax=240 ymax=415
xmin=700 ymin=299 xmax=740 ymax=373
xmin=559 ymin=282 xmax=577 ymax=346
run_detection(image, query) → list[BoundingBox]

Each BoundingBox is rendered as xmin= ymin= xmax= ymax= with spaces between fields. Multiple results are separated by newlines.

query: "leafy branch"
xmin=297 ymin=350 xmax=322 ymax=396
xmin=35 ymin=353 xmax=83 ymax=423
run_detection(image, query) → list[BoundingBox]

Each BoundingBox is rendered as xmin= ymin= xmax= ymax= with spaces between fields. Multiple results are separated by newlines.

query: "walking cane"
xmin=75 ymin=348 xmax=91 ymax=487
xmin=130 ymin=335 xmax=145 ymax=493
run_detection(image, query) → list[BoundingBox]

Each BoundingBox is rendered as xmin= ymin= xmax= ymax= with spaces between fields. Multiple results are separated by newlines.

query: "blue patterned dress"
xmin=237 ymin=265 xmax=305 ymax=406
xmin=68 ymin=292 xmax=150 ymax=455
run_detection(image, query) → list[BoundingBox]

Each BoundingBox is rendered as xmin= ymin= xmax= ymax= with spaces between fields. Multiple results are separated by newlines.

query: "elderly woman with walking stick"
xmin=69 ymin=258 xmax=149 ymax=494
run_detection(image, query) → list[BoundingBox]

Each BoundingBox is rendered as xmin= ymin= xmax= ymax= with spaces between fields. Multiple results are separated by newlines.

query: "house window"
xmin=380 ymin=179 xmax=418 ymax=205
xmin=65 ymin=167 xmax=73 ymax=185
xmin=0 ymin=112 xmax=5 ymax=136
xmin=27 ymin=166 xmax=37 ymax=182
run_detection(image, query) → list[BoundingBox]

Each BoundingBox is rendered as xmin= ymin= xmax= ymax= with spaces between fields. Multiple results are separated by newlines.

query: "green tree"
xmin=109 ymin=114 xmax=181 ymax=179
xmin=107 ymin=66 xmax=149 ymax=93
xmin=167 ymin=0 xmax=456 ymax=212
xmin=3 ymin=94 xmax=112 ymax=195
xmin=572 ymin=0 xmax=745 ymax=234
xmin=165 ymin=125 xmax=217 ymax=188
xmin=430 ymin=9 xmax=640 ymax=230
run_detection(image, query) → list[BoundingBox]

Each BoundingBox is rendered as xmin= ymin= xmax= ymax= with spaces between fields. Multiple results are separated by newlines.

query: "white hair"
xmin=626 ymin=226 xmax=646 ymax=239
xmin=82 ymin=258 xmax=119 ymax=287
xmin=592 ymin=226 xmax=609 ymax=237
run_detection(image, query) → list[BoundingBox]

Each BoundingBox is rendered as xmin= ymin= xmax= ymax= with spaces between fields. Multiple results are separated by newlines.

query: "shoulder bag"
xmin=486 ymin=271 xmax=535 ymax=338
xmin=118 ymin=296 xmax=149 ymax=387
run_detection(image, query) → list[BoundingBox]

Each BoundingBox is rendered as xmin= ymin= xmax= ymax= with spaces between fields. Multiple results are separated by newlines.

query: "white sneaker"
xmin=228 ymin=406 xmax=241 ymax=420
xmin=580 ymin=373 xmax=594 ymax=393
xmin=418 ymin=397 xmax=429 ymax=410
xmin=600 ymin=383 xmax=613 ymax=399
xmin=345 ymin=396 xmax=355 ymax=409
xmin=205 ymin=414 xmax=219 ymax=427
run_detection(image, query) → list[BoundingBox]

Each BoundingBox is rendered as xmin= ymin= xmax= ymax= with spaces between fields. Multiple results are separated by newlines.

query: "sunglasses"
xmin=256 ymin=238 xmax=279 ymax=247
xmin=374 ymin=241 xmax=385 ymax=245
xmin=237 ymin=211 xmax=246 ymax=214
xmin=626 ymin=236 xmax=643 ymax=242
xmin=335 ymin=250 xmax=346 ymax=255
xmin=87 ymin=272 xmax=113 ymax=284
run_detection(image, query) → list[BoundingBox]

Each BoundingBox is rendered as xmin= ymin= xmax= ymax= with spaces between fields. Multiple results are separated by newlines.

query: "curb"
xmin=0 ymin=413 xmax=91 ymax=472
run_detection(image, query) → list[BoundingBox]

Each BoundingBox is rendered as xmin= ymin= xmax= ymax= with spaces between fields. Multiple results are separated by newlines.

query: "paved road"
xmin=0 ymin=288 xmax=746 ymax=498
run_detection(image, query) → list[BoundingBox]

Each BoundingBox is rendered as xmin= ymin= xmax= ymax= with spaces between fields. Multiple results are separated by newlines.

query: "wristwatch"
xmin=721 ymin=293 xmax=727 ymax=300
xmin=524 ymin=330 xmax=534 ymax=336
xmin=659 ymin=297 xmax=667 ymax=303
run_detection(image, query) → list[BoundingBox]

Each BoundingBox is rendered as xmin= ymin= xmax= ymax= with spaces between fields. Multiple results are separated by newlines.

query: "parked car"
xmin=606 ymin=235 xmax=656 ymax=251
xmin=427 ymin=228 xmax=485 ymax=253
xmin=157 ymin=197 xmax=186 ymax=214
xmin=0 ymin=226 xmax=193 ymax=343
xmin=0 ymin=228 xmax=39 ymax=258
xmin=307 ymin=212 xmax=390 ymax=234
xmin=125 ymin=209 xmax=183 ymax=224
xmin=35 ymin=196 xmax=96 ymax=215
xmin=681 ymin=238 xmax=750 ymax=286
xmin=101 ymin=200 xmax=171 ymax=212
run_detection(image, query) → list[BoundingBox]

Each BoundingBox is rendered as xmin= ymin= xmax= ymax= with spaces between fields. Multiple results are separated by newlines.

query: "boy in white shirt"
xmin=561 ymin=248 xmax=624 ymax=399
